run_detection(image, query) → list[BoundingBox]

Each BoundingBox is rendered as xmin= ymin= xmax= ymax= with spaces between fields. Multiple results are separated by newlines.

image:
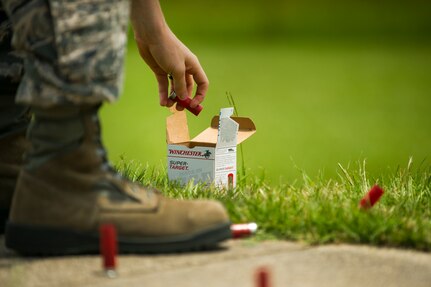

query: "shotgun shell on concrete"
xmin=256 ymin=266 xmax=271 ymax=287
xmin=231 ymin=222 xmax=258 ymax=239
xmin=100 ymin=224 xmax=118 ymax=278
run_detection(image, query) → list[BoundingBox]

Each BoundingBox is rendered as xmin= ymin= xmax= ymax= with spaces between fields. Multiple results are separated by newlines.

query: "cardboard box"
xmin=166 ymin=107 xmax=256 ymax=188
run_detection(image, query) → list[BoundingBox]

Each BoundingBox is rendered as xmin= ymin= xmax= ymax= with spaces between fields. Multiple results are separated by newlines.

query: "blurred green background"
xmin=101 ymin=0 xmax=431 ymax=183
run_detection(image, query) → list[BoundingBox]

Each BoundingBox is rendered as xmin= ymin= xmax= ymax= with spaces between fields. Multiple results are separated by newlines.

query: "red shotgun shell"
xmin=228 ymin=173 xmax=234 ymax=189
xmin=256 ymin=267 xmax=270 ymax=287
xmin=100 ymin=224 xmax=118 ymax=278
xmin=231 ymin=222 xmax=258 ymax=239
xmin=359 ymin=185 xmax=384 ymax=209
xmin=169 ymin=91 xmax=203 ymax=116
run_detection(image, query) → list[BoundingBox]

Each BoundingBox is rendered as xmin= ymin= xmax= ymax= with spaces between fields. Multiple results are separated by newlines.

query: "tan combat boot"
xmin=5 ymin=105 xmax=231 ymax=255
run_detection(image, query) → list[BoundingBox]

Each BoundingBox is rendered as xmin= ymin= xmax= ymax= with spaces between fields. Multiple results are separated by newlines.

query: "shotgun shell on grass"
xmin=228 ymin=173 xmax=234 ymax=189
xmin=231 ymin=222 xmax=258 ymax=239
xmin=100 ymin=224 xmax=118 ymax=278
xmin=359 ymin=185 xmax=384 ymax=209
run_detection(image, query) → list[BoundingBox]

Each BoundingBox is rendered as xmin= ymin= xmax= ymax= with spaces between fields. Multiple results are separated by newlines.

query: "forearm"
xmin=130 ymin=0 xmax=209 ymax=107
xmin=130 ymin=0 xmax=169 ymax=43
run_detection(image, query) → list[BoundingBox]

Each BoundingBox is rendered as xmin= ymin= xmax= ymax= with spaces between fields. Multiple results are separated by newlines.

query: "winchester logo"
xmin=169 ymin=149 xmax=202 ymax=156
xmin=169 ymin=149 xmax=212 ymax=159
xmin=168 ymin=149 xmax=212 ymax=159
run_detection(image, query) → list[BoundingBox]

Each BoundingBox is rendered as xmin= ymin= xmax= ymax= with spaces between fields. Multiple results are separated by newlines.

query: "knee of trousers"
xmin=3 ymin=0 xmax=130 ymax=107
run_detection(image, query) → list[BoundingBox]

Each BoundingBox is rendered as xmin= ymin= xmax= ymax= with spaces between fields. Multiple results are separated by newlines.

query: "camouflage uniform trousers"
xmin=0 ymin=0 xmax=129 ymax=109
xmin=0 ymin=3 xmax=26 ymax=137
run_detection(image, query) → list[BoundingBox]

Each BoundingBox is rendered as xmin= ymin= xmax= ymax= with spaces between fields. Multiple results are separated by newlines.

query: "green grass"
xmin=117 ymin=158 xmax=431 ymax=251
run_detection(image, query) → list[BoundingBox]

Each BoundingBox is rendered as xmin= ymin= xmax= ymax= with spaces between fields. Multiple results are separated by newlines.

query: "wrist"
xmin=133 ymin=22 xmax=169 ymax=45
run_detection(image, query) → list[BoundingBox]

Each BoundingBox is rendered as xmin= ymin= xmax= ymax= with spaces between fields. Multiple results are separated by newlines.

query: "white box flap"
xmin=191 ymin=112 xmax=256 ymax=145
xmin=217 ymin=108 xmax=238 ymax=148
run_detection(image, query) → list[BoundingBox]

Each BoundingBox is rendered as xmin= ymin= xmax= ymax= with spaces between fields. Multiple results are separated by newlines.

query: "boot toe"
xmin=187 ymin=200 xmax=230 ymax=230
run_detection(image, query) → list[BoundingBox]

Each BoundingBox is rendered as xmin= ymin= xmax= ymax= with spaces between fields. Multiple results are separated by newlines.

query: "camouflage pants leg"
xmin=0 ymin=3 xmax=28 ymax=137
xmin=1 ymin=0 xmax=129 ymax=107
xmin=0 ymin=3 xmax=22 ymax=93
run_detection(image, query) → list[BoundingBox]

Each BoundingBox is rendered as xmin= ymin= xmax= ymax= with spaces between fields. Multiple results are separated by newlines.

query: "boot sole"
xmin=5 ymin=221 xmax=232 ymax=255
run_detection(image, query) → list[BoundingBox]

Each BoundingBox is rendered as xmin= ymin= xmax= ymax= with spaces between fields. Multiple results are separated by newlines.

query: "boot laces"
xmin=90 ymin=113 xmax=119 ymax=176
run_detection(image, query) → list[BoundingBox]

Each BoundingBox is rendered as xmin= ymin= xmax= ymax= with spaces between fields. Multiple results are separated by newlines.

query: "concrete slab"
xmin=1 ymin=235 xmax=430 ymax=287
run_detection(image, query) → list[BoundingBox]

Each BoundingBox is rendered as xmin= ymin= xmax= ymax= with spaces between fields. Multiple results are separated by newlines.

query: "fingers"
xmin=170 ymin=71 xmax=191 ymax=111
xmin=187 ymin=56 xmax=209 ymax=108
xmin=167 ymin=98 xmax=175 ymax=108
xmin=186 ymin=74 xmax=194 ymax=98
xmin=138 ymin=46 xmax=176 ymax=108
xmin=171 ymin=68 xmax=188 ymax=100
xmin=139 ymin=39 xmax=208 ymax=111
xmin=156 ymin=74 xmax=169 ymax=106
xmin=175 ymin=103 xmax=185 ymax=111
xmin=166 ymin=74 xmax=181 ymax=110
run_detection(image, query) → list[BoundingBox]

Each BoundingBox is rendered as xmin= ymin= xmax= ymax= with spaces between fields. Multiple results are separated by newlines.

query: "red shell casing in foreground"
xmin=100 ymin=224 xmax=117 ymax=270
xmin=359 ymin=185 xmax=384 ymax=209
xmin=231 ymin=223 xmax=258 ymax=239
xmin=256 ymin=267 xmax=271 ymax=287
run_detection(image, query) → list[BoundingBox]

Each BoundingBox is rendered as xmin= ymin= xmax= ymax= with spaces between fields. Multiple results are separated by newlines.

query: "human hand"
xmin=131 ymin=0 xmax=208 ymax=110
xmin=134 ymin=30 xmax=208 ymax=110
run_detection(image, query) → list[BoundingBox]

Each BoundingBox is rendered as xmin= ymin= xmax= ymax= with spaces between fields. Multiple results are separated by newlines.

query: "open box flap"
xmin=191 ymin=114 xmax=256 ymax=145
xmin=215 ymin=115 xmax=256 ymax=144
xmin=166 ymin=109 xmax=190 ymax=144
xmin=216 ymin=108 xmax=238 ymax=148
xmin=190 ymin=127 xmax=218 ymax=144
